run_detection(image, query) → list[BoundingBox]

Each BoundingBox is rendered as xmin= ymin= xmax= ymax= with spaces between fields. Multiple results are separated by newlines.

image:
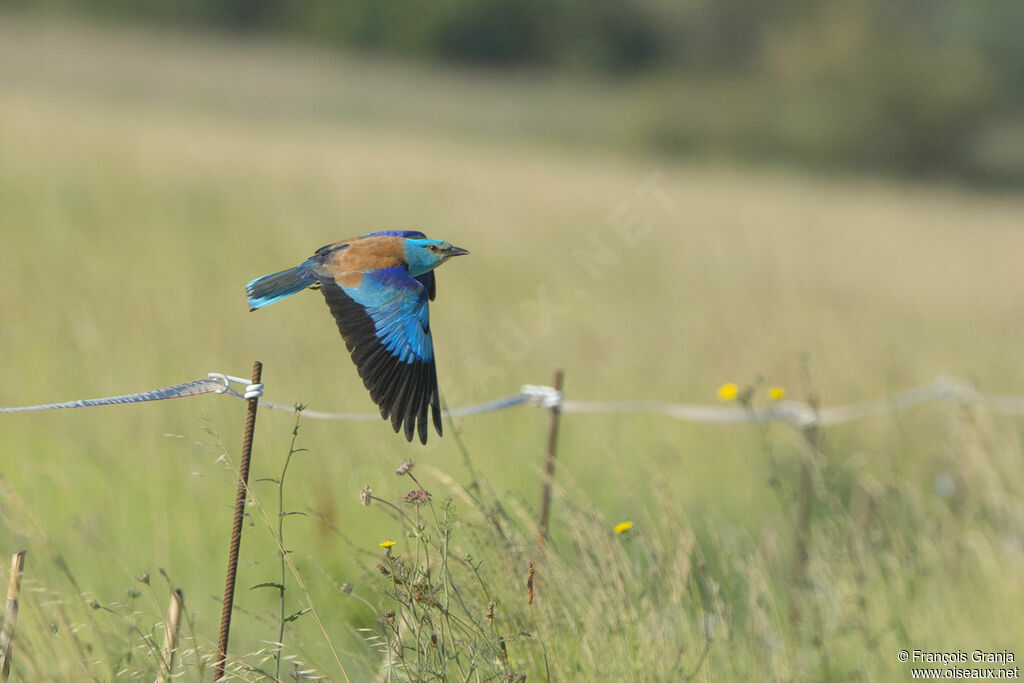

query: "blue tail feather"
xmin=246 ymin=263 xmax=317 ymax=310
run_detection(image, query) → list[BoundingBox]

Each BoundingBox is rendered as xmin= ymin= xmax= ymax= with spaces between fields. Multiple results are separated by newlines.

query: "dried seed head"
xmin=430 ymin=632 xmax=438 ymax=647
xmin=526 ymin=562 xmax=535 ymax=605
xmin=384 ymin=610 xmax=395 ymax=624
xmin=486 ymin=601 xmax=494 ymax=623
xmin=395 ymin=459 xmax=414 ymax=475
xmin=499 ymin=636 xmax=508 ymax=665
xmin=360 ymin=486 xmax=372 ymax=506
xmin=339 ymin=582 xmax=353 ymax=596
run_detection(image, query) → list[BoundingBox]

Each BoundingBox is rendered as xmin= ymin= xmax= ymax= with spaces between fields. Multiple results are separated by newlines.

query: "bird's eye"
xmin=429 ymin=245 xmax=439 ymax=252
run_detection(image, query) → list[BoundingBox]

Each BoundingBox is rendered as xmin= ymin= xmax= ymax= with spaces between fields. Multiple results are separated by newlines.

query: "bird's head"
xmin=403 ymin=238 xmax=470 ymax=276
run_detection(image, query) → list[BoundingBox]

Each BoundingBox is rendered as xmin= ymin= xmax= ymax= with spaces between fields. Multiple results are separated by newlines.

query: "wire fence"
xmin=1 ymin=371 xmax=1021 ymax=428
xmin=1 ymin=367 xmax=1020 ymax=678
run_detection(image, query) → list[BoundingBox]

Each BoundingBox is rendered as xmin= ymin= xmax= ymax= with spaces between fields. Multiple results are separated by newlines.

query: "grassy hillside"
xmin=1 ymin=15 xmax=1024 ymax=680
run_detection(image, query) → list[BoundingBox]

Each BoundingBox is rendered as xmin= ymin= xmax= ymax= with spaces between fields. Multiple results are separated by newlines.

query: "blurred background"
xmin=2 ymin=2 xmax=1024 ymax=680
xmin=6 ymin=0 xmax=1024 ymax=183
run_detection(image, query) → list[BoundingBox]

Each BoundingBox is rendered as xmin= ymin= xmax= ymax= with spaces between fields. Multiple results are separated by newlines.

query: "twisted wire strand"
xmin=0 ymin=373 xmax=1010 ymax=427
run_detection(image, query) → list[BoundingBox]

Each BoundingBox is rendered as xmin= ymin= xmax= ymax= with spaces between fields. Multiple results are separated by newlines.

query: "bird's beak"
xmin=446 ymin=246 xmax=470 ymax=257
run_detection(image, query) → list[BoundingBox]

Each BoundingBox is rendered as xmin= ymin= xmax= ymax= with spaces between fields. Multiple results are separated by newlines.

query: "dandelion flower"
xmin=769 ymin=387 xmax=786 ymax=401
xmin=614 ymin=521 xmax=633 ymax=534
xmin=379 ymin=540 xmax=396 ymax=548
xmin=718 ymin=383 xmax=738 ymax=401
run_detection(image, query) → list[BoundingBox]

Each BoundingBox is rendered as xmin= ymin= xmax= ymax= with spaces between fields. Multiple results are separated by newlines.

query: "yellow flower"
xmin=769 ymin=386 xmax=786 ymax=401
xmin=614 ymin=521 xmax=633 ymax=534
xmin=379 ymin=540 xmax=396 ymax=548
xmin=718 ymin=383 xmax=738 ymax=401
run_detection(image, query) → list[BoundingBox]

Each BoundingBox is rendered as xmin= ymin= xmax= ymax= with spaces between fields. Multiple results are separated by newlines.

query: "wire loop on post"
xmin=243 ymin=383 xmax=264 ymax=399
xmin=207 ymin=373 xmax=232 ymax=394
xmin=521 ymin=384 xmax=563 ymax=409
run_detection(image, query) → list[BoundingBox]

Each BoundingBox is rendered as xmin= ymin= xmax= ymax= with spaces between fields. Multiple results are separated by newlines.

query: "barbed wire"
xmin=0 ymin=372 xmax=1016 ymax=429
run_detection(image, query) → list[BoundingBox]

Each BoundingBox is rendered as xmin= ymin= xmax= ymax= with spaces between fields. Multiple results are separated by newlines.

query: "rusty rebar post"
xmin=215 ymin=361 xmax=262 ymax=681
xmin=537 ymin=370 xmax=565 ymax=550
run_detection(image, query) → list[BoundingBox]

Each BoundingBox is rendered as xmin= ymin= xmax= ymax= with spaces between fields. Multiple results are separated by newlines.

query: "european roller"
xmin=245 ymin=231 xmax=469 ymax=444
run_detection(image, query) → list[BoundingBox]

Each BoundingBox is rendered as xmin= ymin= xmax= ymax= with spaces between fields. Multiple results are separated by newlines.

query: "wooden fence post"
xmin=789 ymin=421 xmax=819 ymax=629
xmin=537 ymin=370 xmax=565 ymax=550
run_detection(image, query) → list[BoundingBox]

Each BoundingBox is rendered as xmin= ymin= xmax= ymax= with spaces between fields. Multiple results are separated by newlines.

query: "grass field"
xmin=2 ymin=14 xmax=1024 ymax=681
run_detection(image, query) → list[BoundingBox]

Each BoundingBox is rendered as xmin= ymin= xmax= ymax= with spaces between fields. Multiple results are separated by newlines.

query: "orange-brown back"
xmin=316 ymin=235 xmax=408 ymax=287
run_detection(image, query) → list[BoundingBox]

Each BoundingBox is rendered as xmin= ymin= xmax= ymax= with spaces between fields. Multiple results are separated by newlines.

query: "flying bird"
xmin=245 ymin=231 xmax=469 ymax=444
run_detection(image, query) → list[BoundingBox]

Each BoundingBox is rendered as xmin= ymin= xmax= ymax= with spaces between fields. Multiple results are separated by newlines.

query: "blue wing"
xmin=318 ymin=266 xmax=441 ymax=443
